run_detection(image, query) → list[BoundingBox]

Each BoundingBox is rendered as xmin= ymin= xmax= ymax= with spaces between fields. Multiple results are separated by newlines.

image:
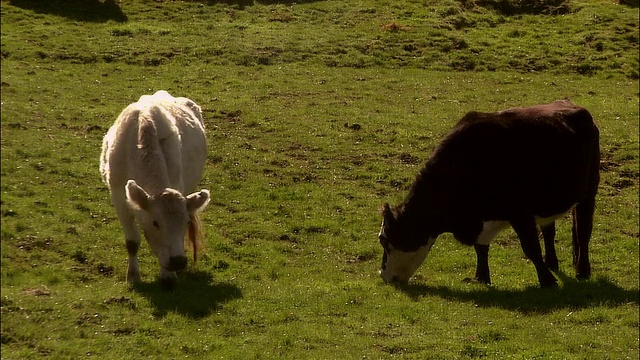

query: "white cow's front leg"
xmin=159 ymin=268 xmax=178 ymax=290
xmin=112 ymin=189 xmax=142 ymax=283
xmin=125 ymin=238 xmax=141 ymax=283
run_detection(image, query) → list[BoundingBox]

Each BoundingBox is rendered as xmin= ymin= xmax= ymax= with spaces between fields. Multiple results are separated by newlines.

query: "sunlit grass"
xmin=1 ymin=0 xmax=638 ymax=358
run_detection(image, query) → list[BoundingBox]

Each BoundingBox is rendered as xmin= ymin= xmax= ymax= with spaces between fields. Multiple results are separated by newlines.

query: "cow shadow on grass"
xmin=9 ymin=0 xmax=127 ymax=23
xmin=396 ymin=271 xmax=638 ymax=315
xmin=132 ymin=270 xmax=242 ymax=319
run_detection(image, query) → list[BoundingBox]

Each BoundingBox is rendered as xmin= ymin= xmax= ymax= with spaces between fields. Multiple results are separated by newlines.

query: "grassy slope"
xmin=1 ymin=0 xmax=638 ymax=359
xmin=1 ymin=0 xmax=638 ymax=76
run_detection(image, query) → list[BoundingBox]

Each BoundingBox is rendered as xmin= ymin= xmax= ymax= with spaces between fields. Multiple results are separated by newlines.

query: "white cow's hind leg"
xmin=112 ymin=189 xmax=141 ymax=283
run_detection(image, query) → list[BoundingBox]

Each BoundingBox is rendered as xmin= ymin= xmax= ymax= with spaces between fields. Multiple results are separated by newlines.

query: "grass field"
xmin=1 ymin=0 xmax=638 ymax=358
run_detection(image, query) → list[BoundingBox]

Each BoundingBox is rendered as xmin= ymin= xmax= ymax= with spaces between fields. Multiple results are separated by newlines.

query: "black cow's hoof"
xmin=545 ymin=259 xmax=559 ymax=272
xmin=575 ymin=273 xmax=591 ymax=281
xmin=540 ymin=280 xmax=559 ymax=289
xmin=462 ymin=277 xmax=492 ymax=286
xmin=575 ymin=264 xmax=591 ymax=280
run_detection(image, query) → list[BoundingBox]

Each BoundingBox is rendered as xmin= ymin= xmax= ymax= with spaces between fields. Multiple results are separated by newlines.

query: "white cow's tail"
xmin=187 ymin=213 xmax=204 ymax=265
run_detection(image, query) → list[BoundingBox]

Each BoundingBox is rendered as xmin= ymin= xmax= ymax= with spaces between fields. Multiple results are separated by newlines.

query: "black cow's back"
xmin=420 ymin=100 xmax=599 ymax=222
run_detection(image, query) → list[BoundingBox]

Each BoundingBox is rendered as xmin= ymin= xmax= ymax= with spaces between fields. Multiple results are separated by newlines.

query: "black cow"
xmin=378 ymin=99 xmax=600 ymax=287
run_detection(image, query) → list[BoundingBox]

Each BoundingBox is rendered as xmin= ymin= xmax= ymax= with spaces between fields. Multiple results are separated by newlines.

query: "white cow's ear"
xmin=185 ymin=100 xmax=202 ymax=121
xmin=186 ymin=190 xmax=210 ymax=214
xmin=125 ymin=180 xmax=150 ymax=211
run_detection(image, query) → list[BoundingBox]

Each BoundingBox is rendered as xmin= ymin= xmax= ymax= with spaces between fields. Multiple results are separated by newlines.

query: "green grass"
xmin=1 ymin=0 xmax=638 ymax=359
xmin=2 ymin=0 xmax=638 ymax=76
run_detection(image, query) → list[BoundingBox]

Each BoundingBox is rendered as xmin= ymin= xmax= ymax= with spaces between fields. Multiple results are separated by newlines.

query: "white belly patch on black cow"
xmin=476 ymin=208 xmax=574 ymax=246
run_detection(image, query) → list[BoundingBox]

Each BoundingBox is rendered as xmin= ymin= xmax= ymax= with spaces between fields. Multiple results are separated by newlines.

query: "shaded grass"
xmin=398 ymin=271 xmax=639 ymax=315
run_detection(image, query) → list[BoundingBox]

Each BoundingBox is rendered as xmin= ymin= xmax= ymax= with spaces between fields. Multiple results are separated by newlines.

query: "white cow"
xmin=100 ymin=90 xmax=210 ymax=289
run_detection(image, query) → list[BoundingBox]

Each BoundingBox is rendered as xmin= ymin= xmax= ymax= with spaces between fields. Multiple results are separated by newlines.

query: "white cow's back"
xmin=100 ymin=91 xmax=207 ymax=195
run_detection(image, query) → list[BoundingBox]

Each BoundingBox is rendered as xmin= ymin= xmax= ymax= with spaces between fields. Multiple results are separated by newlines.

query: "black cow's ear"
xmin=381 ymin=203 xmax=395 ymax=225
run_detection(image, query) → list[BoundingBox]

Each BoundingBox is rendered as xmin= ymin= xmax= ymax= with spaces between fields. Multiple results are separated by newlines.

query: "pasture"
xmin=1 ymin=0 xmax=638 ymax=358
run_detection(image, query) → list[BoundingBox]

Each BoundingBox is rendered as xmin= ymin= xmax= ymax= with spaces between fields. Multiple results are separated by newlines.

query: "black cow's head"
xmin=378 ymin=203 xmax=436 ymax=283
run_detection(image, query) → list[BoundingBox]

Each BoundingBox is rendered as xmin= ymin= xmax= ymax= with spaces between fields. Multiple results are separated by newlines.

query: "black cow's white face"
xmin=378 ymin=205 xmax=436 ymax=283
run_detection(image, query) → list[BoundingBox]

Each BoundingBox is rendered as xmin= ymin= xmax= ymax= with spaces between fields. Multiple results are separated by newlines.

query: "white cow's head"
xmin=125 ymin=180 xmax=210 ymax=272
xmin=378 ymin=203 xmax=435 ymax=283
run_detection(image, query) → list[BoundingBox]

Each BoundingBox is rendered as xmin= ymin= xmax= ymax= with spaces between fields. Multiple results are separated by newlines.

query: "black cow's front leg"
xmin=512 ymin=217 xmax=558 ymax=288
xmin=541 ymin=222 xmax=559 ymax=272
xmin=473 ymin=244 xmax=491 ymax=285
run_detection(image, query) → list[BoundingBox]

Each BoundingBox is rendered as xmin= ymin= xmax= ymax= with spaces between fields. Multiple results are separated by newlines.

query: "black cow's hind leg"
xmin=572 ymin=199 xmax=595 ymax=280
xmin=541 ymin=222 xmax=559 ymax=272
xmin=512 ymin=217 xmax=558 ymax=288
xmin=474 ymin=244 xmax=491 ymax=285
